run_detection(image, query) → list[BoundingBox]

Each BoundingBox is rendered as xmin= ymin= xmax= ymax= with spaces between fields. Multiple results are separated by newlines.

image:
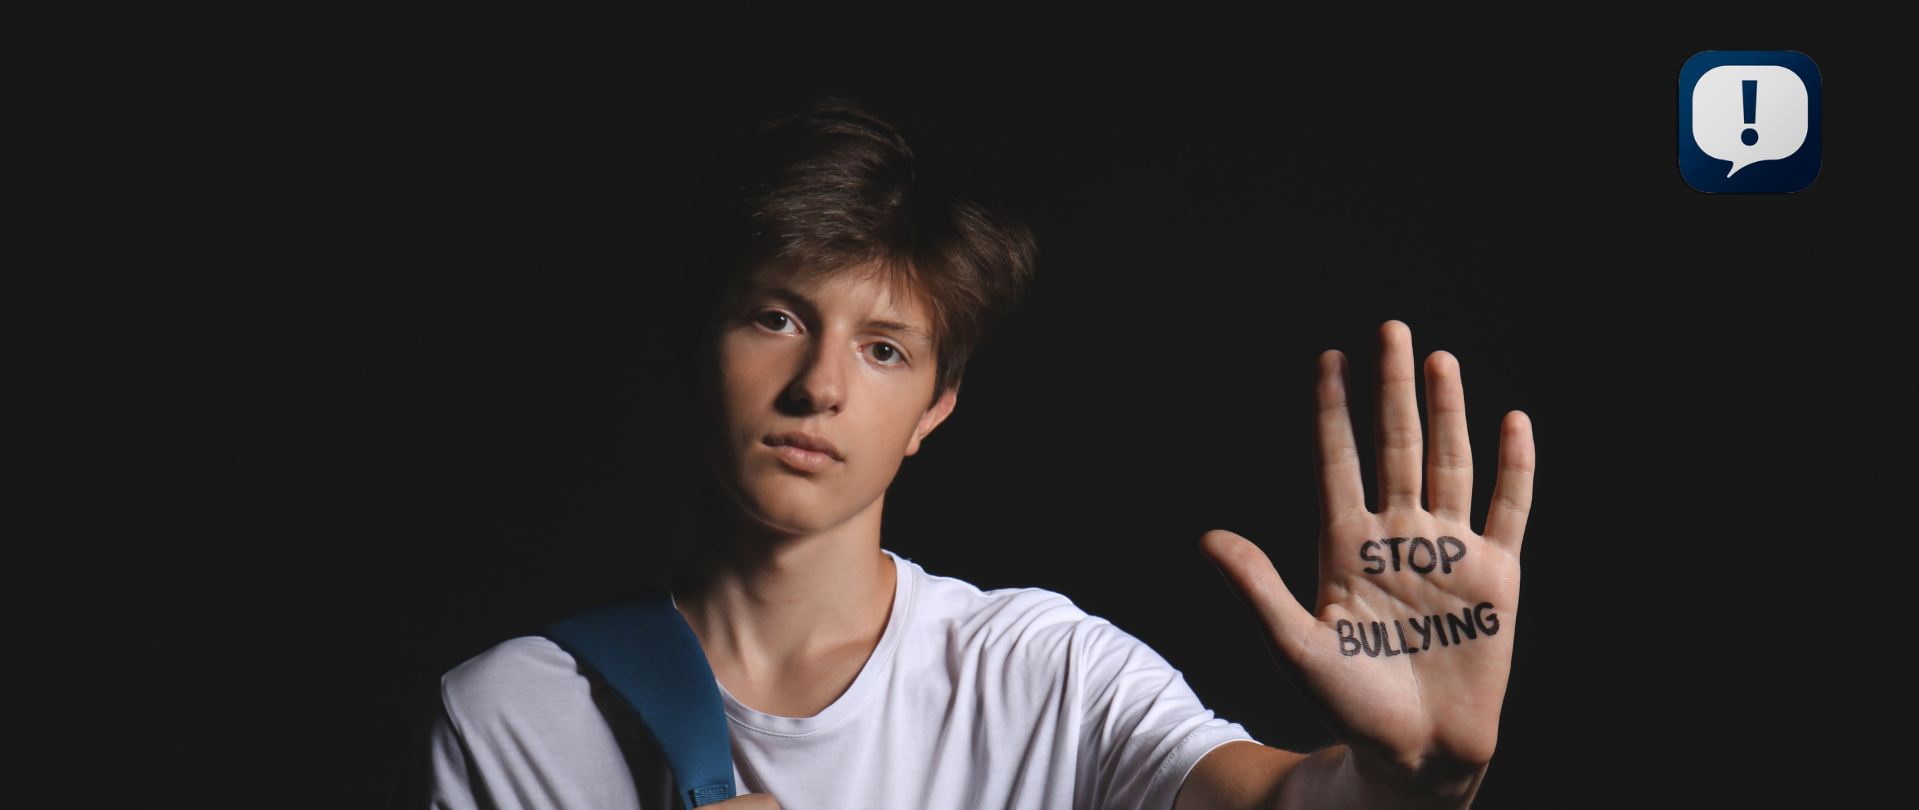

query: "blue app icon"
xmin=1679 ymin=51 xmax=1821 ymax=193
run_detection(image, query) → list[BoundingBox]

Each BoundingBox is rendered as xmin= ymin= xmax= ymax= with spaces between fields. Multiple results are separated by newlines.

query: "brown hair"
xmin=678 ymin=98 xmax=1037 ymax=403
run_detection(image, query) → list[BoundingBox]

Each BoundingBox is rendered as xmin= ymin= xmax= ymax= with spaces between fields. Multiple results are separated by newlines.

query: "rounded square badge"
xmin=1679 ymin=51 xmax=1821 ymax=192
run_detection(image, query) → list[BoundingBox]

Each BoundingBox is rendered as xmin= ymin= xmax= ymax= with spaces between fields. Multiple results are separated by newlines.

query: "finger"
xmin=1483 ymin=410 xmax=1536 ymax=552
xmin=1313 ymin=350 xmax=1367 ymax=523
xmin=707 ymin=794 xmax=779 ymax=809
xmin=1199 ymin=530 xmax=1317 ymax=666
xmin=1375 ymin=321 xmax=1422 ymax=511
xmin=1424 ymin=351 xmax=1473 ymax=522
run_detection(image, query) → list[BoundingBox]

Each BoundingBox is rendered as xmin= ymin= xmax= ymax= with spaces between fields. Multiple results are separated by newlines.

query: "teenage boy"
xmin=428 ymin=100 xmax=1535 ymax=810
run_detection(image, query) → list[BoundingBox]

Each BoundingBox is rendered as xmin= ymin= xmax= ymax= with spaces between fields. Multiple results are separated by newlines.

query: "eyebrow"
xmin=746 ymin=284 xmax=933 ymax=343
xmin=862 ymin=319 xmax=933 ymax=343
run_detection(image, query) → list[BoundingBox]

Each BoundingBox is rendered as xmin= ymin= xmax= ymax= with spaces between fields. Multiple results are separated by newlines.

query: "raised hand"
xmin=1199 ymin=321 xmax=1535 ymax=806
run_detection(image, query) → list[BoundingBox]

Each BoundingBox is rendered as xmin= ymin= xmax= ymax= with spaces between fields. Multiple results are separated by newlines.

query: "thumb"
xmin=1198 ymin=530 xmax=1317 ymax=666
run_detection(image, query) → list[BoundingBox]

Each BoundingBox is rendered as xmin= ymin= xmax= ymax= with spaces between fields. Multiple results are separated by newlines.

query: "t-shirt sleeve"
xmin=1071 ymin=619 xmax=1256 ymax=810
xmin=428 ymin=699 xmax=486 ymax=810
xmin=428 ymin=636 xmax=659 ymax=810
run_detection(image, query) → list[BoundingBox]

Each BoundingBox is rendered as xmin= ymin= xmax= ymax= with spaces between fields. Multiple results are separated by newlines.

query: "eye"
xmin=754 ymin=310 xmax=800 ymax=334
xmin=868 ymin=342 xmax=904 ymax=365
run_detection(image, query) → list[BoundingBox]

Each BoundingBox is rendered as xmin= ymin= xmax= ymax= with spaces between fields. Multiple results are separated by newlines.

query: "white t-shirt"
xmin=430 ymin=551 xmax=1255 ymax=810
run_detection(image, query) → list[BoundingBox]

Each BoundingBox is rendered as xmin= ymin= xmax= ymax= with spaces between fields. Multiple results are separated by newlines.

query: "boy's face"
xmin=696 ymin=260 xmax=957 ymax=537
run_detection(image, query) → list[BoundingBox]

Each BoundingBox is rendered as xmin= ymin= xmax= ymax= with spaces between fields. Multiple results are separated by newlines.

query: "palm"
xmin=1202 ymin=321 xmax=1535 ymax=783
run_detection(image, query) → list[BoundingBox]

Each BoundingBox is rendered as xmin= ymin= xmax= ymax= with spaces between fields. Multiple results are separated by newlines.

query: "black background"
xmin=122 ymin=7 xmax=1904 ymax=808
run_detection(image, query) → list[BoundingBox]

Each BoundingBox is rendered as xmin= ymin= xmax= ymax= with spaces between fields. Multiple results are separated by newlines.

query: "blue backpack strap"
xmin=543 ymin=593 xmax=737 ymax=808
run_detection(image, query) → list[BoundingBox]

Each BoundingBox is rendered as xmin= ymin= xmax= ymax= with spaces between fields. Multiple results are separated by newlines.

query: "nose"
xmin=780 ymin=335 xmax=846 ymax=415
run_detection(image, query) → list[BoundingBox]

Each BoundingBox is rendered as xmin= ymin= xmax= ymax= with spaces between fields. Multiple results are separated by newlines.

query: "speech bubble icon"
xmin=1692 ymin=65 xmax=1808 ymax=177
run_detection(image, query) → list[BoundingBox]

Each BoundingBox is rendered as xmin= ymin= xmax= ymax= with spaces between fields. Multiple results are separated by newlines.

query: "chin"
xmin=742 ymin=502 xmax=854 ymax=537
xmin=733 ymin=475 xmax=864 ymax=536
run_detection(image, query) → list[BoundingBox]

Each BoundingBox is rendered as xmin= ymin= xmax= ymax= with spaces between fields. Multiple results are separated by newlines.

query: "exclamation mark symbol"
xmin=1741 ymin=80 xmax=1759 ymax=145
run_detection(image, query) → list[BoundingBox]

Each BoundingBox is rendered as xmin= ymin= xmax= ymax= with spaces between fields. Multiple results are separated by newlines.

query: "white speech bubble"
xmin=1692 ymin=65 xmax=1808 ymax=177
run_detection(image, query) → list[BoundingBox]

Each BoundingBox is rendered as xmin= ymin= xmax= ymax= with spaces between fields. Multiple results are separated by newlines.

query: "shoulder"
xmin=905 ymin=559 xmax=1148 ymax=667
xmin=434 ymin=639 xmax=661 ymax=808
xmin=440 ymin=636 xmax=595 ymax=736
xmin=912 ymin=562 xmax=1088 ymax=633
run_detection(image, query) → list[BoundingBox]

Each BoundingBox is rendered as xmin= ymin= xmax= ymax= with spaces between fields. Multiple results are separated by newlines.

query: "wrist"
xmin=1279 ymin=746 xmax=1485 ymax=810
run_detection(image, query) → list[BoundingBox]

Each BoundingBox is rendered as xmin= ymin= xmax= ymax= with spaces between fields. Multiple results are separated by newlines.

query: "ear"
xmin=904 ymin=385 xmax=959 ymax=457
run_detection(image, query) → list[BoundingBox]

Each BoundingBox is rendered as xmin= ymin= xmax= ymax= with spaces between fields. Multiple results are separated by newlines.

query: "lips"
xmin=764 ymin=432 xmax=843 ymax=469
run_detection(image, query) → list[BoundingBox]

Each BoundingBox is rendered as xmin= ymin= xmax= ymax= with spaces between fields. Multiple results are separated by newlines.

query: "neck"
xmin=671 ymin=476 xmax=897 ymax=695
